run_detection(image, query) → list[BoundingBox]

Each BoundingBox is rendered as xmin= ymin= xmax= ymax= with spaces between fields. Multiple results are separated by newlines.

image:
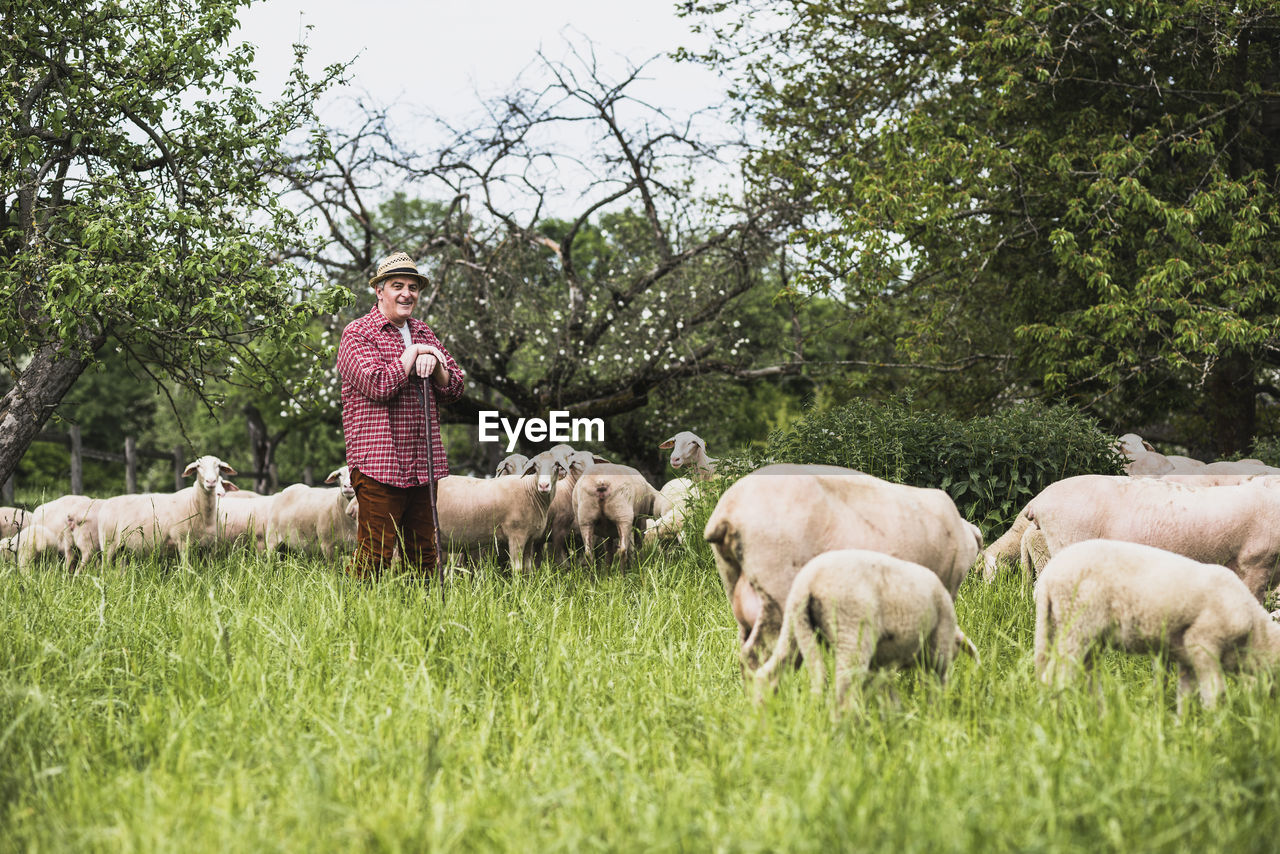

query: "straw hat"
xmin=368 ymin=252 xmax=429 ymax=288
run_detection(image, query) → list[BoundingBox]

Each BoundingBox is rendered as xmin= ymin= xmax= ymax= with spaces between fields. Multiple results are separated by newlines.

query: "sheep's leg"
xmin=1176 ymin=660 xmax=1195 ymax=716
xmin=613 ymin=518 xmax=633 ymax=570
xmin=833 ymin=621 xmax=876 ymax=709
xmin=1184 ymin=636 xmax=1227 ymax=709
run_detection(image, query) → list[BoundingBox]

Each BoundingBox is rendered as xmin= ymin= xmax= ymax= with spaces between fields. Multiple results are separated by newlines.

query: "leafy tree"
xmin=0 ymin=0 xmax=349 ymax=484
xmin=683 ymin=0 xmax=1280 ymax=454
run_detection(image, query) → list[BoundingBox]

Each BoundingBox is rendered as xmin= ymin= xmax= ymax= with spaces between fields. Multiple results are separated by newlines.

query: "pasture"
xmin=3 ymin=545 xmax=1279 ymax=853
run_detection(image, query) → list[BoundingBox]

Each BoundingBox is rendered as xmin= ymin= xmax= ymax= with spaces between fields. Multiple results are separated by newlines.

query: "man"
xmin=336 ymin=252 xmax=465 ymax=579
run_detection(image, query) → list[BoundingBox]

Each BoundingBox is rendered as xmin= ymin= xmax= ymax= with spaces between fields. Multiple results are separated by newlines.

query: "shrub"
xmin=762 ymin=396 xmax=1125 ymax=536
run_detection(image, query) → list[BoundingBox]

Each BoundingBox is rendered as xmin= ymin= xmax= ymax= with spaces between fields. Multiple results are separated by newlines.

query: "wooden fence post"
xmin=69 ymin=424 xmax=84 ymax=495
xmin=173 ymin=446 xmax=183 ymax=491
xmin=125 ymin=436 xmax=138 ymax=493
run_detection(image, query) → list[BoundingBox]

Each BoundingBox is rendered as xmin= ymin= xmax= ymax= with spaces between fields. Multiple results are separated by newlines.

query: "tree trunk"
xmin=0 ymin=341 xmax=98 ymax=485
xmin=1206 ymin=352 xmax=1256 ymax=457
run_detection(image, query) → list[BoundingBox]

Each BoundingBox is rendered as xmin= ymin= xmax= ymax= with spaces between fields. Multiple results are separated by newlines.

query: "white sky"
xmin=235 ymin=0 xmax=727 ymax=135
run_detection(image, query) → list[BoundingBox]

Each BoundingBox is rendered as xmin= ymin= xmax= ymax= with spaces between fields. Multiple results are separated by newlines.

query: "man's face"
xmin=376 ymin=275 xmax=421 ymax=325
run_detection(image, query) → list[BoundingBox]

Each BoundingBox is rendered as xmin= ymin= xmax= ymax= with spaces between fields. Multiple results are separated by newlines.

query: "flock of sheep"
xmin=702 ymin=433 xmax=1280 ymax=712
xmin=6 ymin=427 xmax=1280 ymax=713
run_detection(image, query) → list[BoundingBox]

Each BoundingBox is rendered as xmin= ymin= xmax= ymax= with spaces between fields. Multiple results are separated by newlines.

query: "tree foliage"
xmin=0 ymin=0 xmax=349 ymax=482
xmin=684 ymin=0 xmax=1280 ymax=454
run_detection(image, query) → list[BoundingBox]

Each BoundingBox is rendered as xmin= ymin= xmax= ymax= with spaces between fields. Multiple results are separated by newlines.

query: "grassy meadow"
xmin=4 ymin=541 xmax=1280 ymax=853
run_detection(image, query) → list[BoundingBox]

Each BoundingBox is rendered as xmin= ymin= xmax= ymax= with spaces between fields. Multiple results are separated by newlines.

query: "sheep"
xmin=542 ymin=450 xmax=606 ymax=563
xmin=703 ymin=464 xmax=981 ymax=675
xmin=22 ymin=494 xmax=100 ymax=573
xmin=991 ymin=474 xmax=1280 ymax=599
xmin=97 ymin=455 xmax=236 ymax=563
xmin=263 ymin=466 xmax=356 ymax=559
xmin=0 ymin=523 xmax=62 ymax=569
xmin=436 ymin=450 xmax=566 ymax=573
xmin=981 ymin=472 xmax=1277 ymax=581
xmin=495 ymin=453 xmax=530 ymax=477
xmin=216 ymin=479 xmax=275 ymax=550
xmin=0 ymin=506 xmax=28 ymax=538
xmin=1034 ymin=539 xmax=1280 ymax=710
xmin=573 ymin=463 xmax=672 ymax=568
xmin=754 ymin=549 xmax=979 ymax=707
xmin=659 ymin=431 xmax=717 ymax=478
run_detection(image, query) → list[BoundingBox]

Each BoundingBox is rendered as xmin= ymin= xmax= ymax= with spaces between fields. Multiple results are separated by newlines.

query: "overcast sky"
xmin=234 ymin=0 xmax=727 ymax=132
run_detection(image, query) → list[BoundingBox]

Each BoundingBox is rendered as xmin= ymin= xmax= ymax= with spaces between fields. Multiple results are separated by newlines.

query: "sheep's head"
xmin=522 ymin=451 xmax=566 ymax=495
xmin=660 ymin=431 xmax=708 ymax=471
xmin=495 ymin=453 xmax=530 ymax=477
xmin=184 ymin=455 xmax=237 ymax=493
xmin=325 ymin=465 xmax=356 ymax=498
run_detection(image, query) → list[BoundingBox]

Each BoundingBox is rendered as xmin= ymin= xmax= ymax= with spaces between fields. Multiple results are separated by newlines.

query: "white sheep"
xmin=704 ymin=464 xmax=981 ymax=675
xmin=1034 ymin=539 xmax=1280 ymax=710
xmin=22 ymin=494 xmax=99 ymax=572
xmin=495 ymin=453 xmax=531 ymax=477
xmin=541 ymin=449 xmax=608 ymax=563
xmin=97 ymin=455 xmax=236 ymax=563
xmin=0 ymin=506 xmax=28 ymax=538
xmin=436 ymin=450 xmax=566 ymax=573
xmin=216 ymin=479 xmax=275 ymax=550
xmin=0 ymin=523 xmax=62 ymax=569
xmin=263 ymin=466 xmax=356 ymax=559
xmin=754 ymin=549 xmax=979 ymax=706
xmin=645 ymin=433 xmax=716 ymax=546
xmin=573 ymin=463 xmax=671 ymax=568
xmin=659 ymin=431 xmax=717 ymax=478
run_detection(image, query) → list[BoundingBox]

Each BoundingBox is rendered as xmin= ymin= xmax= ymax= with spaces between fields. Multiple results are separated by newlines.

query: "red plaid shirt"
xmin=337 ymin=307 xmax=465 ymax=487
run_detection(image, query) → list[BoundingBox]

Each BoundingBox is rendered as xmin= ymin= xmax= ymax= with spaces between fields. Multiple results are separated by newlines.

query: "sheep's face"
xmin=523 ymin=452 xmax=565 ymax=495
xmin=185 ymin=455 xmax=237 ymax=492
xmin=663 ymin=432 xmax=704 ymax=470
xmin=325 ymin=466 xmax=356 ymax=498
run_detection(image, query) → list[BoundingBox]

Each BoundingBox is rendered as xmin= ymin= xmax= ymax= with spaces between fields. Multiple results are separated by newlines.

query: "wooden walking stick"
xmin=422 ymin=376 xmax=445 ymax=600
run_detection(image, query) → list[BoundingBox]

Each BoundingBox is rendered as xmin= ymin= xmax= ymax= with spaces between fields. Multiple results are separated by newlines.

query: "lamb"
xmin=0 ymin=506 xmax=28 ymax=538
xmin=541 ymin=450 xmax=608 ymax=563
xmin=703 ymin=464 xmax=982 ymax=674
xmin=495 ymin=453 xmax=530 ymax=477
xmin=645 ymin=432 xmax=718 ymax=545
xmin=573 ymin=463 xmax=672 ymax=568
xmin=437 ymin=450 xmax=566 ymax=573
xmin=991 ymin=474 xmax=1280 ymax=599
xmin=97 ymin=455 xmax=236 ymax=563
xmin=1034 ymin=539 xmax=1280 ymax=710
xmin=754 ymin=549 xmax=979 ymax=706
xmin=263 ymin=466 xmax=356 ymax=559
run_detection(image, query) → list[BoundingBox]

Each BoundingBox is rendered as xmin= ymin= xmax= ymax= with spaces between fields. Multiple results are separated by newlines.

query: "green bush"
xmin=763 ymin=396 xmax=1126 ymax=536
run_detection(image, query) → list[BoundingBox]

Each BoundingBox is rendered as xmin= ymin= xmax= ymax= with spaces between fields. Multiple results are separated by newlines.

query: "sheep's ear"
xmin=182 ymin=461 xmax=198 ymax=477
xmin=592 ymin=455 xmax=610 ymax=464
xmin=324 ymin=468 xmax=342 ymax=484
xmin=1142 ymin=440 xmax=1156 ymax=452
xmin=659 ymin=438 xmax=676 ymax=449
xmin=221 ymin=480 xmax=240 ymax=493
xmin=219 ymin=462 xmax=238 ymax=476
xmin=521 ymin=460 xmax=538 ymax=476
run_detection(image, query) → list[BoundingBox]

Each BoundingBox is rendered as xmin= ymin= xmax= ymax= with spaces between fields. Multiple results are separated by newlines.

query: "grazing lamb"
xmin=1035 ymin=539 xmax=1280 ymax=710
xmin=993 ymin=475 xmax=1280 ymax=599
xmin=97 ymin=455 xmax=236 ymax=563
xmin=573 ymin=463 xmax=671 ymax=568
xmin=495 ymin=453 xmax=531 ymax=477
xmin=754 ymin=549 xmax=979 ymax=706
xmin=437 ymin=450 xmax=566 ymax=573
xmin=703 ymin=464 xmax=981 ymax=674
xmin=263 ymin=467 xmax=357 ymax=559
xmin=0 ymin=506 xmax=28 ymax=538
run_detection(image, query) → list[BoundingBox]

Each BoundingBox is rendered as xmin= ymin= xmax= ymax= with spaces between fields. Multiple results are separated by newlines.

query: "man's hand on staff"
xmin=400 ymin=344 xmax=448 ymax=385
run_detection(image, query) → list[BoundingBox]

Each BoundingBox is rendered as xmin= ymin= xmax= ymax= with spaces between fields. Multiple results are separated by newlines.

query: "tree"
xmin=684 ymin=0 xmax=1280 ymax=454
xmin=0 ymin=0 xmax=349 ymax=484
xmin=285 ymin=41 xmax=799 ymax=455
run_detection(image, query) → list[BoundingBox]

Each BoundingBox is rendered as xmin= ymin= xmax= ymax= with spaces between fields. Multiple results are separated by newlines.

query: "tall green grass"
xmin=3 ymin=549 xmax=1279 ymax=852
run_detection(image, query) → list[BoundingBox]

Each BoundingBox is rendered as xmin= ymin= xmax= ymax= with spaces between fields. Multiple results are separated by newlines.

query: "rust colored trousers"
xmin=347 ymin=468 xmax=440 ymax=580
